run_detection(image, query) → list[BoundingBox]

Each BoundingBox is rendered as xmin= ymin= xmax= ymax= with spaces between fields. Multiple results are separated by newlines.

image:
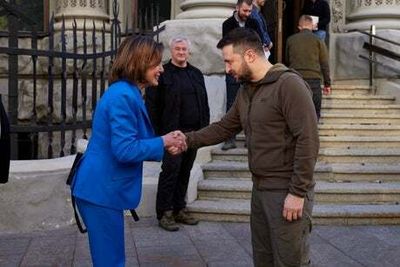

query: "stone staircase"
xmin=187 ymin=84 xmax=400 ymax=225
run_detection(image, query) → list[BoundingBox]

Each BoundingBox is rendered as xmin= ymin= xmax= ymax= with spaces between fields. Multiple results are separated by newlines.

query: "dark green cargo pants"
xmin=251 ymin=186 xmax=314 ymax=267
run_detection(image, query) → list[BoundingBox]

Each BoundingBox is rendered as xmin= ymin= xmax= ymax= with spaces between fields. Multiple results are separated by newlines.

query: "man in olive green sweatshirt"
xmin=286 ymin=14 xmax=331 ymax=120
xmin=182 ymin=28 xmax=319 ymax=266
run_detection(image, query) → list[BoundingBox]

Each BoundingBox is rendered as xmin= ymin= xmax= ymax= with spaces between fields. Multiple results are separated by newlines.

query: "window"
xmin=0 ymin=1 xmax=45 ymax=31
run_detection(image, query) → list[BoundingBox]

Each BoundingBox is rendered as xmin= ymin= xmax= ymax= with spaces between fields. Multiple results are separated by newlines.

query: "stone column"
xmin=176 ymin=0 xmax=236 ymax=19
xmin=54 ymin=0 xmax=110 ymax=30
xmin=345 ymin=0 xmax=400 ymax=30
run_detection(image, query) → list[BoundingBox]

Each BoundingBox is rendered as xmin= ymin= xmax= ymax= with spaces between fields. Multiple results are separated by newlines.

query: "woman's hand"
xmin=162 ymin=131 xmax=187 ymax=155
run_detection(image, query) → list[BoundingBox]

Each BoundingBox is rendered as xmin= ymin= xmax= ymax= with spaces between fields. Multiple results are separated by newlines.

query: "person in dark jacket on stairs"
xmin=221 ymin=0 xmax=263 ymax=151
xmin=182 ymin=28 xmax=319 ymax=266
xmin=286 ymin=15 xmax=331 ymax=120
xmin=146 ymin=36 xmax=210 ymax=232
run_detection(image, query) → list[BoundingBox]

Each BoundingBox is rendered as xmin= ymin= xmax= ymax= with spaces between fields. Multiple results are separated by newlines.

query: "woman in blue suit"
xmin=71 ymin=36 xmax=184 ymax=267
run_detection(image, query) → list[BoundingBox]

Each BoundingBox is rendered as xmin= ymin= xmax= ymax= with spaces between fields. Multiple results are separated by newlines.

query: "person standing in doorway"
xmin=302 ymin=0 xmax=331 ymax=41
xmin=146 ymin=36 xmax=210 ymax=232
xmin=221 ymin=0 xmax=262 ymax=150
xmin=251 ymin=0 xmax=273 ymax=59
xmin=286 ymin=15 xmax=331 ymax=120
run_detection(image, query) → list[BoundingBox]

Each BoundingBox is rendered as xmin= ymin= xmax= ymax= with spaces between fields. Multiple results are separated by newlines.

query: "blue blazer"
xmin=72 ymin=80 xmax=164 ymax=210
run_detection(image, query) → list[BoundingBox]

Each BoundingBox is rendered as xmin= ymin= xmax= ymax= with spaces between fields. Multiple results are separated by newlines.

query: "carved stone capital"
xmin=175 ymin=0 xmax=235 ymax=19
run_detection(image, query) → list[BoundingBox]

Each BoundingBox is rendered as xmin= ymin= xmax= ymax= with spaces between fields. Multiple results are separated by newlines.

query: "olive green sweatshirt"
xmin=286 ymin=29 xmax=331 ymax=86
xmin=185 ymin=64 xmax=319 ymax=198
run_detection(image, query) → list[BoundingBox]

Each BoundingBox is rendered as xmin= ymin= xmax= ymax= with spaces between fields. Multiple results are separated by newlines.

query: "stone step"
xmin=322 ymin=95 xmax=395 ymax=105
xmin=187 ymin=199 xmax=400 ymax=224
xmin=319 ymin=136 xmax=400 ymax=149
xmin=203 ymin=162 xmax=400 ymax=182
xmin=329 ymin=85 xmax=372 ymax=95
xmin=321 ymin=104 xmax=400 ymax=115
xmin=233 ymin=135 xmax=400 ymax=149
xmin=211 ymin=147 xmax=400 ymax=164
xmin=197 ymin=179 xmax=400 ymax=204
xmin=320 ymin=113 xmax=400 ymax=125
xmin=318 ymin=124 xmax=400 ymax=136
xmin=319 ymin=148 xmax=400 ymax=164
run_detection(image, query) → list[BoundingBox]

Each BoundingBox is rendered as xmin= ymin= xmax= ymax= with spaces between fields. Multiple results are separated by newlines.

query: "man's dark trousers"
xmin=156 ymin=148 xmax=198 ymax=219
xmin=251 ymin=187 xmax=314 ymax=267
xmin=305 ymin=79 xmax=322 ymax=120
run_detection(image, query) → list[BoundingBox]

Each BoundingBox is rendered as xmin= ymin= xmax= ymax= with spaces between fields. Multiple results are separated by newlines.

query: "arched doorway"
xmin=263 ymin=0 xmax=305 ymax=64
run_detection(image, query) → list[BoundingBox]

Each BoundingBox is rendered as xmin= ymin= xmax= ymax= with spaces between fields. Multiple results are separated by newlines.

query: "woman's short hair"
xmin=108 ymin=36 xmax=163 ymax=84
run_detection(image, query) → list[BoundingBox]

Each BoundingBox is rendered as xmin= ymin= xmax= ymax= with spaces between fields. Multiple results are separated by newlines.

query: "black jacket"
xmin=222 ymin=12 xmax=263 ymax=38
xmin=0 ymin=97 xmax=10 ymax=184
xmin=145 ymin=61 xmax=210 ymax=135
xmin=302 ymin=0 xmax=331 ymax=31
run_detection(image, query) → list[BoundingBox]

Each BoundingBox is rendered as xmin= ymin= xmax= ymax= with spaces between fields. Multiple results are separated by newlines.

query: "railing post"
xmin=369 ymin=25 xmax=376 ymax=94
xmin=8 ymin=0 xmax=19 ymax=160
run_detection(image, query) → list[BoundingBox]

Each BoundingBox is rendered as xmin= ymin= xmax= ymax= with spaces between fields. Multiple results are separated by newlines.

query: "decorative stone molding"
xmin=331 ymin=0 xmax=346 ymax=33
xmin=54 ymin=0 xmax=110 ymax=30
xmin=175 ymin=0 xmax=236 ymax=19
xmin=346 ymin=0 xmax=400 ymax=30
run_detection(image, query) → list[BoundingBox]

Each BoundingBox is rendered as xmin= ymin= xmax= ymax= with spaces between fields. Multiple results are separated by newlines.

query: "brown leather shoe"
xmin=174 ymin=210 xmax=199 ymax=225
xmin=159 ymin=211 xmax=179 ymax=231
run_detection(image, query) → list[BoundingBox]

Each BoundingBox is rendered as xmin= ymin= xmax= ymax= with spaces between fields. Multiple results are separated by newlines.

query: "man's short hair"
xmin=169 ymin=36 xmax=191 ymax=49
xmin=299 ymin=15 xmax=313 ymax=25
xmin=237 ymin=0 xmax=253 ymax=6
xmin=216 ymin=28 xmax=264 ymax=56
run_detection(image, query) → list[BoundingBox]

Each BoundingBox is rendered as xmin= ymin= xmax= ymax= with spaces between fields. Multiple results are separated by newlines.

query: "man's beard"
xmin=237 ymin=11 xmax=248 ymax=22
xmin=237 ymin=61 xmax=252 ymax=82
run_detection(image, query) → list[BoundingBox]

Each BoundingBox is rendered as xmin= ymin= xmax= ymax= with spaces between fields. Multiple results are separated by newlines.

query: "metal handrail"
xmin=355 ymin=25 xmax=400 ymax=93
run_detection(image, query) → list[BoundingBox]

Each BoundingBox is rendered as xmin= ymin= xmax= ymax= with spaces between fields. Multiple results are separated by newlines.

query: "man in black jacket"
xmin=221 ymin=0 xmax=262 ymax=150
xmin=0 ymin=96 xmax=10 ymax=184
xmin=145 ymin=36 xmax=210 ymax=231
xmin=302 ymin=0 xmax=331 ymax=41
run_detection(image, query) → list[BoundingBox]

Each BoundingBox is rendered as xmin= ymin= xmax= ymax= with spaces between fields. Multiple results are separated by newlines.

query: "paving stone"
xmin=136 ymin=244 xmax=204 ymax=266
xmin=73 ymin=239 xmax=91 ymax=260
xmin=0 ymin=255 xmax=24 ymax=267
xmin=131 ymin=226 xmax=192 ymax=248
xmin=0 ymin=236 xmax=31 ymax=256
xmin=236 ymin=238 xmax=252 ymax=256
xmin=140 ymin=261 xmax=205 ymax=267
xmin=20 ymin=234 xmax=75 ymax=266
xmin=183 ymin=222 xmax=235 ymax=241
xmin=194 ymin=239 xmax=252 ymax=263
xmin=221 ymin=222 xmax=251 ymax=240
xmin=207 ymin=261 xmax=253 ymax=267
xmin=310 ymin=234 xmax=363 ymax=267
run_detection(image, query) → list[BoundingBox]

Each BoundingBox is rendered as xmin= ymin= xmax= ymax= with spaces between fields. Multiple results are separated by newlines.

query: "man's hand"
xmin=162 ymin=130 xmax=187 ymax=155
xmin=263 ymin=42 xmax=273 ymax=52
xmin=323 ymin=86 xmax=331 ymax=95
xmin=282 ymin=193 xmax=305 ymax=222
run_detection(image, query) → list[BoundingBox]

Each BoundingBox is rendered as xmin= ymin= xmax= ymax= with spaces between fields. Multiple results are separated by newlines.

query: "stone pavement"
xmin=1 ymin=217 xmax=400 ymax=267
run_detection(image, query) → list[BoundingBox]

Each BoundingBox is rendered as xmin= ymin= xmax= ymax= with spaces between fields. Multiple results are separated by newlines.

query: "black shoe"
xmin=221 ymin=140 xmax=236 ymax=150
xmin=159 ymin=211 xmax=179 ymax=231
xmin=174 ymin=210 xmax=199 ymax=225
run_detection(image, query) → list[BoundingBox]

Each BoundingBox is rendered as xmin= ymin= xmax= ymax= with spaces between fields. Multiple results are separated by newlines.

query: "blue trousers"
xmin=76 ymin=198 xmax=125 ymax=267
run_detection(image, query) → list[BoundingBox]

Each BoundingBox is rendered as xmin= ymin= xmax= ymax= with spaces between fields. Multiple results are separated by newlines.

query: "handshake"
xmin=162 ymin=130 xmax=188 ymax=155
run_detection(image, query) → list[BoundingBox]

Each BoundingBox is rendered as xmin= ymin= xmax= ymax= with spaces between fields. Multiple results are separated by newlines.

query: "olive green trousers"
xmin=251 ymin=186 xmax=314 ymax=267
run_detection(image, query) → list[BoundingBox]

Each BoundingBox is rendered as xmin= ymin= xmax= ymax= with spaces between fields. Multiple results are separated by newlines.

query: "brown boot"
xmin=159 ymin=211 xmax=179 ymax=231
xmin=174 ymin=209 xmax=199 ymax=225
